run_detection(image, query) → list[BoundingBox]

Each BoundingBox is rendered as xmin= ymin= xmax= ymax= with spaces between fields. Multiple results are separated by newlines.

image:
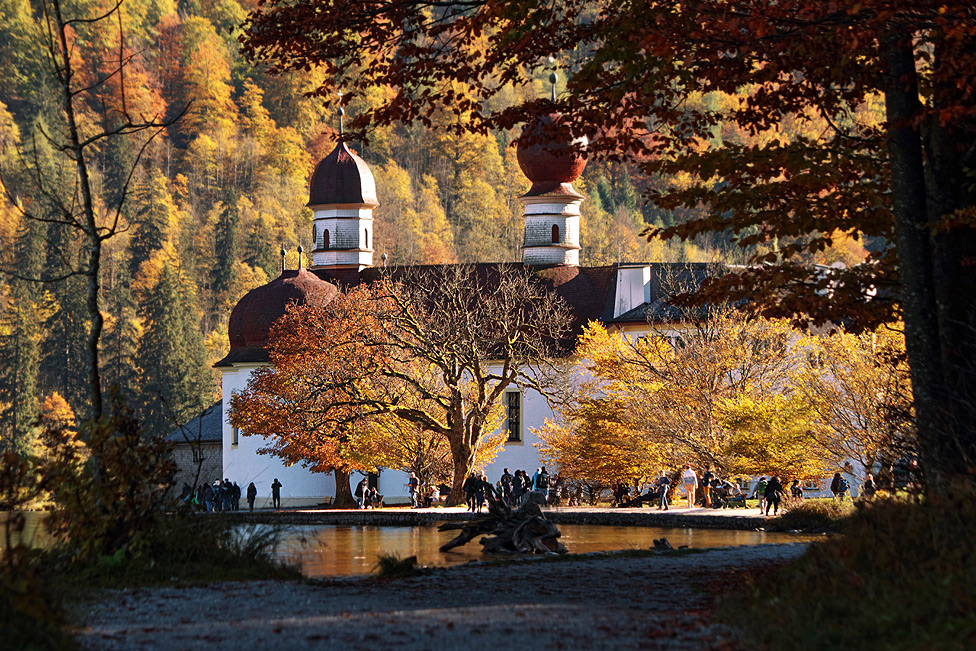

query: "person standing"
xmin=682 ymin=465 xmax=697 ymax=508
xmin=536 ymin=467 xmax=550 ymax=502
xmin=764 ymin=476 xmax=784 ymax=516
xmin=862 ymin=473 xmax=877 ymax=499
xmin=408 ymin=472 xmax=419 ymax=508
xmin=355 ymin=478 xmax=368 ymax=509
xmin=500 ymin=468 xmax=513 ymax=505
xmin=463 ymin=473 xmax=479 ymax=511
xmin=271 ymin=478 xmax=282 ymax=509
xmin=246 ymin=482 xmax=257 ymax=511
xmin=702 ymin=467 xmax=714 ymax=508
xmin=657 ymin=470 xmax=671 ymax=510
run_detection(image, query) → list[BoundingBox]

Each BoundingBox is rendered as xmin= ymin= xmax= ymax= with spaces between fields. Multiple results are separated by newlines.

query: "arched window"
xmin=551 ymin=224 xmax=560 ymax=243
xmin=323 ymin=229 xmax=330 ymax=250
xmin=364 ymin=227 xmax=369 ymax=248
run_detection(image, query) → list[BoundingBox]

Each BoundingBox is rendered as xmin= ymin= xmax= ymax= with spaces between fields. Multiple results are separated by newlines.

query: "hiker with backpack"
xmin=752 ymin=477 xmax=768 ymax=513
xmin=830 ymin=472 xmax=850 ymax=500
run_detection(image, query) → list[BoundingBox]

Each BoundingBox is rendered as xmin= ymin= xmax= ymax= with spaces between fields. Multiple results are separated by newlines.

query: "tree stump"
xmin=438 ymin=488 xmax=567 ymax=554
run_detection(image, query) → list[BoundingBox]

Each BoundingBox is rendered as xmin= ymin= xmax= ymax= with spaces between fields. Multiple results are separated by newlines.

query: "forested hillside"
xmin=0 ymin=0 xmax=872 ymax=448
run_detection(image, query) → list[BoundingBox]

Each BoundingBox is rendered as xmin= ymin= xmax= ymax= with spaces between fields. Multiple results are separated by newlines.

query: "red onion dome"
xmin=307 ymin=141 xmax=378 ymax=208
xmin=215 ymin=269 xmax=339 ymax=366
xmin=516 ymin=113 xmax=588 ymax=197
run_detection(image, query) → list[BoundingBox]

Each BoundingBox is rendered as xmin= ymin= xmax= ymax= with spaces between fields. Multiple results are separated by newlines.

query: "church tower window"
xmin=364 ymin=228 xmax=369 ymax=248
xmin=323 ymin=229 xmax=330 ymax=250
xmin=552 ymin=224 xmax=560 ymax=243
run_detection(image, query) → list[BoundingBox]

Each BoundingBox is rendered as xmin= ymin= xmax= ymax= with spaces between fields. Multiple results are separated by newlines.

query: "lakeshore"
xmin=73 ymin=542 xmax=810 ymax=650
xmin=224 ymin=504 xmax=773 ymax=531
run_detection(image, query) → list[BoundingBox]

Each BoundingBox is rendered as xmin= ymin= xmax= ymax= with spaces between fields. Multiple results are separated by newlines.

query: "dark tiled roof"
xmin=215 ymin=268 xmax=339 ymax=367
xmin=307 ymin=141 xmax=378 ymax=207
xmin=220 ymin=262 xmax=718 ymax=367
xmin=167 ymin=400 xmax=223 ymax=444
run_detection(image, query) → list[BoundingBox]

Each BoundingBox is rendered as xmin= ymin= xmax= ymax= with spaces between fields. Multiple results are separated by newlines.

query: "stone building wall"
xmin=171 ymin=442 xmax=222 ymax=492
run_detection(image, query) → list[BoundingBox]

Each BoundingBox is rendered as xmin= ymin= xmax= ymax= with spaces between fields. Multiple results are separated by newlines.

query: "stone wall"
xmin=171 ymin=442 xmax=222 ymax=492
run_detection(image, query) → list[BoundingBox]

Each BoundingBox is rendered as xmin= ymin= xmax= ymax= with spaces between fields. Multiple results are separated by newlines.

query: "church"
xmin=213 ymin=114 xmax=708 ymax=507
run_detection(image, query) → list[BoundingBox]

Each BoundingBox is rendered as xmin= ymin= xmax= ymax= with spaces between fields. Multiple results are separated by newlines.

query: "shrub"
xmin=724 ymin=489 xmax=976 ymax=650
xmin=40 ymin=395 xmax=176 ymax=563
xmin=774 ymin=497 xmax=855 ymax=531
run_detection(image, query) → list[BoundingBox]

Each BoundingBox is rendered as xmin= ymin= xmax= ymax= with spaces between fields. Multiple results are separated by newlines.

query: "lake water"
xmin=275 ymin=524 xmax=819 ymax=577
xmin=3 ymin=512 xmax=819 ymax=578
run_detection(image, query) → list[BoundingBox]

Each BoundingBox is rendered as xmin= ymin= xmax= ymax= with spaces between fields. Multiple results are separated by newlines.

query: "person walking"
xmin=656 ymin=470 xmax=671 ymax=510
xmin=752 ymin=477 xmax=768 ymax=514
xmin=246 ymin=482 xmax=257 ymax=511
xmin=271 ymin=478 xmax=282 ymax=509
xmin=764 ymin=476 xmax=784 ymax=516
xmin=682 ymin=465 xmax=697 ymax=508
xmin=789 ymin=479 xmax=804 ymax=500
xmin=830 ymin=472 xmax=850 ymax=500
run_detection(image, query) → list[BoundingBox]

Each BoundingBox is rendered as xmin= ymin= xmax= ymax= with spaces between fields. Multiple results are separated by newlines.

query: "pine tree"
xmin=0 ymin=219 xmax=45 ymax=454
xmin=129 ymin=169 xmax=177 ymax=277
xmin=136 ymin=259 xmax=212 ymax=437
xmin=213 ymin=188 xmax=240 ymax=298
xmin=100 ymin=251 xmax=140 ymax=406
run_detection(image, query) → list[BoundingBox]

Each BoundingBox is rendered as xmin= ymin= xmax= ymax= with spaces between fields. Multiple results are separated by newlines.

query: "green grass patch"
xmin=723 ymin=490 xmax=976 ymax=650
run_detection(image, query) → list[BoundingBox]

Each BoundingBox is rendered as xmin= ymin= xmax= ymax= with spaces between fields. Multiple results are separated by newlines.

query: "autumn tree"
xmin=0 ymin=0 xmax=185 ymax=421
xmin=539 ymin=307 xmax=828 ymax=483
xmin=229 ymin=282 xmax=393 ymax=507
xmin=234 ymin=265 xmax=570 ymax=505
xmin=797 ymin=325 xmax=916 ymax=478
xmin=240 ymin=0 xmax=976 ymax=486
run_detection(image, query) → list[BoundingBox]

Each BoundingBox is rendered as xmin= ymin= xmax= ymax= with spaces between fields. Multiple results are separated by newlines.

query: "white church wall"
xmin=221 ymin=365 xmax=336 ymax=507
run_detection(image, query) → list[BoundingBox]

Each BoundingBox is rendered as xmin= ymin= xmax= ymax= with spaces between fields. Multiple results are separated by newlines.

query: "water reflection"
xmin=278 ymin=524 xmax=819 ymax=578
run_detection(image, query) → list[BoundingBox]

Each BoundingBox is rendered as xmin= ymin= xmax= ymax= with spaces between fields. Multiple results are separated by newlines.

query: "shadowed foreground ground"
xmin=73 ymin=543 xmax=807 ymax=650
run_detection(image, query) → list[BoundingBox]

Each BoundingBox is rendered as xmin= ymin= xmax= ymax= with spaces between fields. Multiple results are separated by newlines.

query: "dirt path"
xmin=73 ymin=543 xmax=807 ymax=650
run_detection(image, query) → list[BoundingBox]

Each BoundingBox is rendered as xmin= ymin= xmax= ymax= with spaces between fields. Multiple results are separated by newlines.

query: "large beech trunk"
xmin=332 ymin=468 xmax=355 ymax=507
xmin=446 ymin=440 xmax=477 ymax=506
xmin=884 ymin=33 xmax=976 ymax=486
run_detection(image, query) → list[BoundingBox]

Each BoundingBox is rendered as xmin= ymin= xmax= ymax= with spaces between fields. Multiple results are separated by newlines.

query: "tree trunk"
xmin=446 ymin=439 xmax=477 ymax=506
xmin=332 ymin=468 xmax=355 ymax=508
xmin=883 ymin=33 xmax=947 ymax=485
xmin=884 ymin=31 xmax=976 ymax=486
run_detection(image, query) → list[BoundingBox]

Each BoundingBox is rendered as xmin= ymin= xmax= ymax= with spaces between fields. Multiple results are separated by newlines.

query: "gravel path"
xmin=73 ymin=543 xmax=807 ymax=650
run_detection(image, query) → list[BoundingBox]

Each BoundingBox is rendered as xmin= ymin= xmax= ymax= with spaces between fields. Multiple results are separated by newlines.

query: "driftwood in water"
xmin=439 ymin=489 xmax=567 ymax=555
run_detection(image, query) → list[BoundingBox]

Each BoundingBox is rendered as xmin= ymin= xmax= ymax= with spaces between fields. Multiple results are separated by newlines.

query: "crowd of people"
xmin=178 ymin=466 xmax=876 ymax=515
xmin=178 ymin=477 xmax=281 ymax=512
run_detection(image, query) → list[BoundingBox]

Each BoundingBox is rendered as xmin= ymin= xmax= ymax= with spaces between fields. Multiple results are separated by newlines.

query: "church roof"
xmin=307 ymin=141 xmax=378 ymax=208
xmin=516 ymin=113 xmax=587 ymax=198
xmin=217 ymin=261 xmax=716 ymax=367
xmin=166 ymin=400 xmax=223 ymax=444
xmin=215 ymin=268 xmax=339 ymax=367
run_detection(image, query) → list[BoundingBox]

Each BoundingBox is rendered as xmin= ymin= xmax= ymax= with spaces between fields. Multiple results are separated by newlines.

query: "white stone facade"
xmin=310 ymin=207 xmax=374 ymax=270
xmin=520 ymin=195 xmax=583 ymax=266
